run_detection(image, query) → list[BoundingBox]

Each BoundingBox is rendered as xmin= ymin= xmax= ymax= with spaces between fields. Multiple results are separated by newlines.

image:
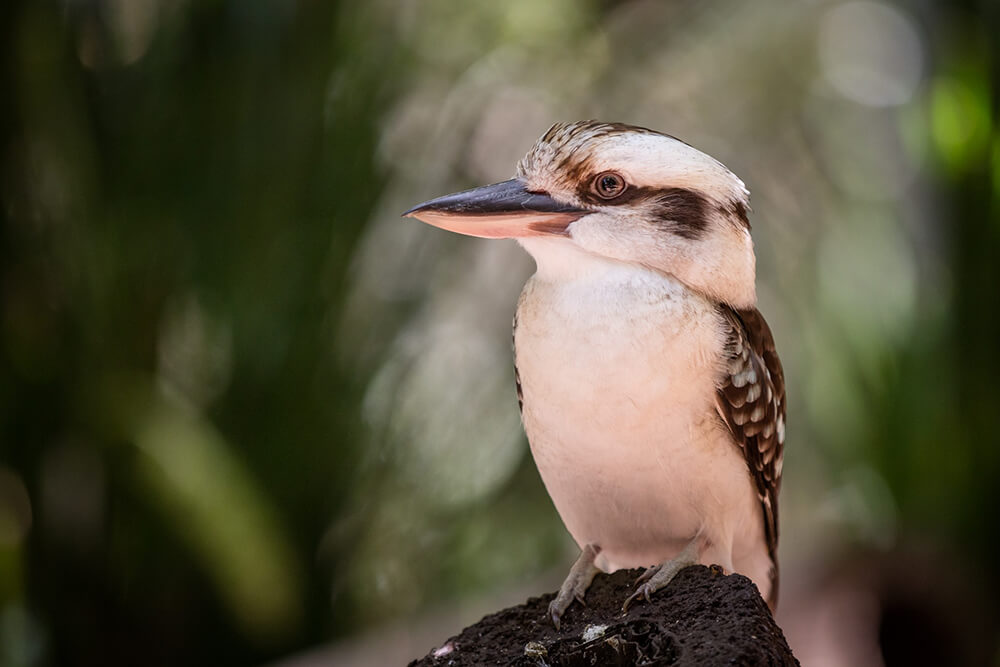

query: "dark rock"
xmin=409 ymin=565 xmax=798 ymax=666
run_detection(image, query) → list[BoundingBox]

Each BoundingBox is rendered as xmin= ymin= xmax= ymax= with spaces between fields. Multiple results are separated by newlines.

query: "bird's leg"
xmin=623 ymin=536 xmax=703 ymax=612
xmin=548 ymin=543 xmax=602 ymax=630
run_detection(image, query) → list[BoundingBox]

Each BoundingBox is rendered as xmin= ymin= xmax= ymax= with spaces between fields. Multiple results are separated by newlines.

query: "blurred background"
xmin=1 ymin=0 xmax=998 ymax=665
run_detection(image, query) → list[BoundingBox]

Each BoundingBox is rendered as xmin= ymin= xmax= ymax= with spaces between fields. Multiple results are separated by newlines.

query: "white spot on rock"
xmin=432 ymin=642 xmax=455 ymax=657
xmin=582 ymin=623 xmax=609 ymax=642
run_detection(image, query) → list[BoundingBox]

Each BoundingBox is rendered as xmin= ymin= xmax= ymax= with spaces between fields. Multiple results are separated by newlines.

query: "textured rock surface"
xmin=409 ymin=565 xmax=798 ymax=666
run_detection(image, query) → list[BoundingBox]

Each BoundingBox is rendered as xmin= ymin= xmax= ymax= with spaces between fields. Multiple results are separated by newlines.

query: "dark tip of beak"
xmin=402 ymin=179 xmax=585 ymax=218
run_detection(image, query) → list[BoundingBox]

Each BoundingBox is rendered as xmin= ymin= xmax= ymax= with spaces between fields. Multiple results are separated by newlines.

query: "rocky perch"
xmin=409 ymin=565 xmax=798 ymax=666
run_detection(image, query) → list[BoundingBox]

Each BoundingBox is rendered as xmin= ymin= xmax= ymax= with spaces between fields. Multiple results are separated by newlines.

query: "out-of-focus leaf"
xmin=108 ymin=375 xmax=302 ymax=641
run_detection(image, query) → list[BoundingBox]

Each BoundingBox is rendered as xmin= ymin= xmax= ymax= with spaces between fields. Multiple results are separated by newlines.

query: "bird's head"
xmin=404 ymin=121 xmax=756 ymax=307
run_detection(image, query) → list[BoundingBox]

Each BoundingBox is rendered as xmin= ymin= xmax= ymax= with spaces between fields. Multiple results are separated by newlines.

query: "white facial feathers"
xmin=515 ymin=121 xmax=757 ymax=308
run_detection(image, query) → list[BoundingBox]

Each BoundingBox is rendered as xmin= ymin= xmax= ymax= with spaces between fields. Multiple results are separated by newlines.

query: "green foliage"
xmin=1 ymin=1 xmax=399 ymax=663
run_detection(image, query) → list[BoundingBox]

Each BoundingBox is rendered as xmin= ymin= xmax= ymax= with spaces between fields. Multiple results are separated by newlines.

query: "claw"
xmin=622 ymin=537 xmax=703 ymax=613
xmin=548 ymin=602 xmax=562 ymax=631
xmin=622 ymin=584 xmax=652 ymax=612
xmin=546 ymin=544 xmax=601 ymax=630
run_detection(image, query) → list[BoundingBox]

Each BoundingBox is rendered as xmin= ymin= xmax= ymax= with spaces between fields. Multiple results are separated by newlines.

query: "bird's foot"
xmin=633 ymin=563 xmax=661 ymax=585
xmin=622 ymin=537 xmax=701 ymax=612
xmin=548 ymin=544 xmax=601 ymax=630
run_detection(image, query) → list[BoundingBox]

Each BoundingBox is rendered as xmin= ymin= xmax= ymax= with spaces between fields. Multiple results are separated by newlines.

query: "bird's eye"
xmin=593 ymin=172 xmax=627 ymax=199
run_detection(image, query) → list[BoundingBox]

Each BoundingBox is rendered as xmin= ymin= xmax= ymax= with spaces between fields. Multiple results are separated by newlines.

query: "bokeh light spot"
xmin=929 ymin=76 xmax=992 ymax=174
xmin=818 ymin=1 xmax=924 ymax=107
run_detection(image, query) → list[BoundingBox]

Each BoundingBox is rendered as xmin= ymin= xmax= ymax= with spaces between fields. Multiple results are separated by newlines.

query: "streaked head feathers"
xmin=406 ymin=120 xmax=758 ymax=307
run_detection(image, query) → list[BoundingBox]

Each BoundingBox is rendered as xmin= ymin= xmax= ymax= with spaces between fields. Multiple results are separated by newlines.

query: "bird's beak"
xmin=403 ymin=179 xmax=587 ymax=239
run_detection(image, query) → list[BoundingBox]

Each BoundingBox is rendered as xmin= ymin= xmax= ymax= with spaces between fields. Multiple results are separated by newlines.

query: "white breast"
xmin=514 ymin=238 xmax=769 ymax=595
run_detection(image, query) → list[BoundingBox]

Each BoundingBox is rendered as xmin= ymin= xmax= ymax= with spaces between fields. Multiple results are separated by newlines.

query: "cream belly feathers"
xmin=515 ymin=238 xmax=773 ymax=602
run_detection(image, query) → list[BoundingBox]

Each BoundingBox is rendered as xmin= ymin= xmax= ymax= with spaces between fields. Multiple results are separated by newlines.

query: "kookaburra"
xmin=404 ymin=121 xmax=786 ymax=627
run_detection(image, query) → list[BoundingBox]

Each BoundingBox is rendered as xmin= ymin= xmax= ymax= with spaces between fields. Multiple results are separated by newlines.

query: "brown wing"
xmin=716 ymin=306 xmax=786 ymax=609
xmin=512 ymin=311 xmax=524 ymax=413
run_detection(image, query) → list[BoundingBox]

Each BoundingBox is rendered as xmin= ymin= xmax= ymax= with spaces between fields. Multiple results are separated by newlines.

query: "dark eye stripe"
xmin=575 ymin=181 xmax=712 ymax=240
xmin=649 ymin=187 xmax=710 ymax=240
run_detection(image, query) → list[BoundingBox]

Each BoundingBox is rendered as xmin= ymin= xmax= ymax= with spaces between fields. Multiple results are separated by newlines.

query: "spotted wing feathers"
xmin=716 ymin=306 xmax=786 ymax=609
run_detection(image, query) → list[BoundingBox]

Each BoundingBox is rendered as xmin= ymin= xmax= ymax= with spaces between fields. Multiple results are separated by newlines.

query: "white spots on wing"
xmin=732 ymin=367 xmax=757 ymax=388
xmin=776 ymin=413 xmax=786 ymax=445
xmin=745 ymin=382 xmax=762 ymax=403
xmin=732 ymin=337 xmax=745 ymax=356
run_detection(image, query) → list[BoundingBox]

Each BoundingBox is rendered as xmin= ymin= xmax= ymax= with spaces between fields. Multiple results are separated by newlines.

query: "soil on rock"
xmin=409 ymin=565 xmax=798 ymax=667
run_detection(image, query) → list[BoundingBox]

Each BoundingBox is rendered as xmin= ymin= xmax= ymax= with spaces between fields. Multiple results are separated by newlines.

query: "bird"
xmin=404 ymin=120 xmax=786 ymax=628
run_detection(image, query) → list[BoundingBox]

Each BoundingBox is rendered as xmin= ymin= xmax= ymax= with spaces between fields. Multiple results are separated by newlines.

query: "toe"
xmin=634 ymin=565 xmax=661 ymax=586
xmin=547 ymin=601 xmax=562 ymax=631
xmin=622 ymin=586 xmax=646 ymax=613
